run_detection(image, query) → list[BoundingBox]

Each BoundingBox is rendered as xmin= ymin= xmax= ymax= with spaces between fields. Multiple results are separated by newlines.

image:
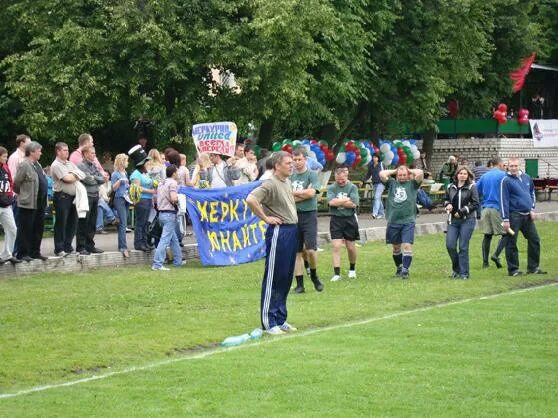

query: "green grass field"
xmin=1 ymin=223 xmax=557 ymax=416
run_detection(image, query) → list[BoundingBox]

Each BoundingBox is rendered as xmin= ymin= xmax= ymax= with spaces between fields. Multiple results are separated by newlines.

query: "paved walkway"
xmin=4 ymin=201 xmax=558 ymax=256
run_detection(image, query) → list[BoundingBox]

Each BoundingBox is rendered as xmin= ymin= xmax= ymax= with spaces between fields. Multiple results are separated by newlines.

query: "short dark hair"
xmin=166 ymin=150 xmax=181 ymax=166
xmin=270 ymin=151 xmax=290 ymax=170
xmin=55 ymin=142 xmax=68 ymax=152
xmin=292 ymin=147 xmax=308 ymax=158
xmin=474 ymin=160 xmax=483 ymax=167
xmin=16 ymin=134 xmax=30 ymax=147
xmin=78 ymin=133 xmax=92 ymax=147
xmin=0 ymin=146 xmax=7 ymax=156
xmin=166 ymin=164 xmax=178 ymax=178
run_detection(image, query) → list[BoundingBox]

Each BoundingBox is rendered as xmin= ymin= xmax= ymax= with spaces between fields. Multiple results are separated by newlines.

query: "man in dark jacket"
xmin=500 ymin=158 xmax=546 ymax=276
xmin=13 ymin=141 xmax=48 ymax=262
xmin=76 ymin=146 xmax=106 ymax=255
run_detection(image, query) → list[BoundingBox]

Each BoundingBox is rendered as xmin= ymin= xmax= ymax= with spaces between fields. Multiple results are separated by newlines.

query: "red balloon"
xmin=498 ymin=103 xmax=507 ymax=113
xmin=282 ymin=144 xmax=293 ymax=153
xmin=399 ymin=154 xmax=407 ymax=165
xmin=354 ymin=155 xmax=362 ymax=167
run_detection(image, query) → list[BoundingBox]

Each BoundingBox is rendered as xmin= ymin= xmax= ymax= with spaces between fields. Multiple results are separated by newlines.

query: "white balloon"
xmin=403 ymin=140 xmax=411 ymax=147
xmin=413 ymin=150 xmax=420 ymax=159
xmin=380 ymin=143 xmax=390 ymax=153
xmin=309 ymin=151 xmax=317 ymax=160
xmin=336 ymin=152 xmax=347 ymax=164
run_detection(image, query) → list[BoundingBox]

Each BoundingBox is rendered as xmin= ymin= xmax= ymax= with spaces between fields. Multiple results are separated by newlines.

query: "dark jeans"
xmin=53 ymin=191 xmax=78 ymax=253
xmin=134 ymin=198 xmax=152 ymax=250
xmin=505 ymin=212 xmax=540 ymax=274
xmin=446 ymin=217 xmax=476 ymax=276
xmin=17 ymin=207 xmax=45 ymax=258
xmin=76 ymin=195 xmax=99 ymax=251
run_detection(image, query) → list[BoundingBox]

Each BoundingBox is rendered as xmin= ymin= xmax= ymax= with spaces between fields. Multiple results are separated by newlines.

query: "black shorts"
xmin=330 ymin=215 xmax=360 ymax=241
xmin=297 ymin=211 xmax=318 ymax=252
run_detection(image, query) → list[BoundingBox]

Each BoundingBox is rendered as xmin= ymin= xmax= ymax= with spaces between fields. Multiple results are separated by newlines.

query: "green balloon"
xmin=272 ymin=142 xmax=282 ymax=151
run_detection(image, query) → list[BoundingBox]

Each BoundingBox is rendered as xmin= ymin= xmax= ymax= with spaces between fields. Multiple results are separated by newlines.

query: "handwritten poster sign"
xmin=192 ymin=122 xmax=237 ymax=157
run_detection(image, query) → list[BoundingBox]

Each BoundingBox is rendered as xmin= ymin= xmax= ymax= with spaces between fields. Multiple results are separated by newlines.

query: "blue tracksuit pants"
xmin=260 ymin=224 xmax=298 ymax=330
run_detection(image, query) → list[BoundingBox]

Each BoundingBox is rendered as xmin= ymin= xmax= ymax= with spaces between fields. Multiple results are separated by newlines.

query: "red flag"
xmin=510 ymin=52 xmax=536 ymax=93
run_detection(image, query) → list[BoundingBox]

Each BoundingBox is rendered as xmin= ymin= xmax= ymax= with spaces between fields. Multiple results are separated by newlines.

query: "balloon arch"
xmin=266 ymin=138 xmax=421 ymax=168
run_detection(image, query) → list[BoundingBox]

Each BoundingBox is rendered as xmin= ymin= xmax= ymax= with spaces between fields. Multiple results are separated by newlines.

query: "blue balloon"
xmin=392 ymin=154 xmax=399 ymax=165
xmin=345 ymin=151 xmax=356 ymax=166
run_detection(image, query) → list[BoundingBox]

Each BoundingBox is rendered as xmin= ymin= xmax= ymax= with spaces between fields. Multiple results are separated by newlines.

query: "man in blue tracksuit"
xmin=476 ymin=157 xmax=507 ymax=268
xmin=500 ymin=158 xmax=547 ymax=276
xmin=247 ymin=151 xmax=299 ymax=335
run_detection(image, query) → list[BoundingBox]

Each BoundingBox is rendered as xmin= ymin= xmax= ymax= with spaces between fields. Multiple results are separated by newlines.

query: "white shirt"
xmin=210 ymin=161 xmax=227 ymax=188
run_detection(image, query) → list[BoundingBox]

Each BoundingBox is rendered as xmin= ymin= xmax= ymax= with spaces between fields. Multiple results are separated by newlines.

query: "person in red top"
xmin=0 ymin=146 xmax=21 ymax=265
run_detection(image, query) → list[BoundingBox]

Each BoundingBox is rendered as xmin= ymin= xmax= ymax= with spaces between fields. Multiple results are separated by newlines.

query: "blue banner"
xmin=179 ymin=182 xmax=267 ymax=266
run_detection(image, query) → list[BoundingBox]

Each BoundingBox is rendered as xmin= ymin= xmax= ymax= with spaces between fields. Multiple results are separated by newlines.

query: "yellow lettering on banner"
xmin=220 ymin=231 xmax=232 ymax=252
xmin=209 ymin=201 xmax=219 ymax=223
xmin=221 ymin=201 xmax=230 ymax=222
xmin=258 ymin=220 xmax=267 ymax=240
xmin=229 ymin=199 xmax=240 ymax=221
xmin=242 ymin=224 xmax=251 ymax=247
xmin=232 ymin=231 xmax=242 ymax=251
xmin=250 ymin=223 xmax=258 ymax=243
xmin=208 ymin=231 xmax=220 ymax=251
xmin=197 ymin=201 xmax=209 ymax=222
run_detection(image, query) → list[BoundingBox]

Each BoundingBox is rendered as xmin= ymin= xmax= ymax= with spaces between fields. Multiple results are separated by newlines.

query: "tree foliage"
xmin=0 ymin=0 xmax=557 ymax=149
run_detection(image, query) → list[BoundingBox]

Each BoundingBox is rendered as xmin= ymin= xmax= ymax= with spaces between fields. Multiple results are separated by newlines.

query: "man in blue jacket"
xmin=500 ymin=158 xmax=547 ymax=276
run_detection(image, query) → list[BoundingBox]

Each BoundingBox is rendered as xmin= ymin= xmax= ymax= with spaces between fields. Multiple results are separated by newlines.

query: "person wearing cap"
xmin=128 ymin=145 xmax=155 ymax=252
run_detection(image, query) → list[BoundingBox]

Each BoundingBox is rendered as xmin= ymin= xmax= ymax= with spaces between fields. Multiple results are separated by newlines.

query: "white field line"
xmin=1 ymin=281 xmax=556 ymax=400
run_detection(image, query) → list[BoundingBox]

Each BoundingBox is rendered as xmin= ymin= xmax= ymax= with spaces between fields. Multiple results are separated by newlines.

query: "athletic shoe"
xmin=151 ymin=266 xmax=170 ymax=271
xmin=55 ymin=251 xmax=67 ymax=257
xmin=79 ymin=250 xmax=91 ymax=256
xmin=460 ymin=275 xmax=470 ymax=280
xmin=450 ymin=271 xmax=459 ymax=278
xmin=88 ymin=248 xmax=104 ymax=254
xmin=400 ymin=268 xmax=410 ymax=279
xmin=482 ymin=262 xmax=489 ymax=269
xmin=265 ymin=326 xmax=285 ymax=335
xmin=348 ymin=270 xmax=357 ymax=279
xmin=279 ymin=322 xmax=298 ymax=332
xmin=527 ymin=268 xmax=547 ymax=275
xmin=509 ymin=270 xmax=524 ymax=277
xmin=330 ymin=274 xmax=341 ymax=282
xmin=311 ymin=278 xmax=324 ymax=292
xmin=376 ymin=215 xmax=385 ymax=219
xmin=395 ymin=266 xmax=403 ymax=277
xmin=490 ymin=255 xmax=502 ymax=269
xmin=97 ymin=229 xmax=108 ymax=235
xmin=294 ymin=285 xmax=305 ymax=294
xmin=32 ymin=254 xmax=48 ymax=261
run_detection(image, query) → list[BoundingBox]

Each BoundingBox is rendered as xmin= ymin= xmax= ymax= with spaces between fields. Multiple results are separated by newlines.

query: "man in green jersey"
xmin=327 ymin=166 xmax=360 ymax=281
xmin=291 ymin=147 xmax=324 ymax=293
xmin=380 ymin=165 xmax=424 ymax=279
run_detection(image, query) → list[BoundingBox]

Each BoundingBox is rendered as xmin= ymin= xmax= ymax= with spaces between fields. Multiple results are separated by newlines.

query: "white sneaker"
xmin=151 ymin=266 xmax=170 ymax=271
xmin=348 ymin=270 xmax=357 ymax=279
xmin=265 ymin=326 xmax=286 ymax=335
xmin=330 ymin=274 xmax=341 ymax=282
xmin=279 ymin=322 xmax=297 ymax=332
